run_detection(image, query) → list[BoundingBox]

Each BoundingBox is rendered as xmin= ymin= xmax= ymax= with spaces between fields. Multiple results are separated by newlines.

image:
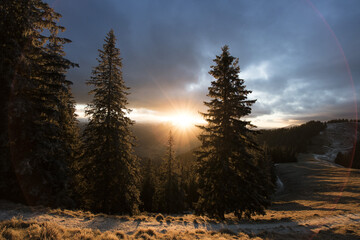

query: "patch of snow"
xmin=0 ymin=201 xmax=360 ymax=235
xmin=311 ymin=123 xmax=358 ymax=166
xmin=275 ymin=176 xmax=284 ymax=194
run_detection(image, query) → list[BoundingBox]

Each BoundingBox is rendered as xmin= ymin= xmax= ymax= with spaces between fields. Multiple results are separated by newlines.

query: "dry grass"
xmin=2 ymin=217 xmax=359 ymax=240
xmin=1 ymin=154 xmax=360 ymax=239
xmin=0 ymin=217 xmax=269 ymax=240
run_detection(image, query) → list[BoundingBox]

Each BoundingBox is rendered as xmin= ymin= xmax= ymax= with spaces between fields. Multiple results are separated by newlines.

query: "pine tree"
xmin=156 ymin=131 xmax=184 ymax=213
xmin=0 ymin=0 xmax=30 ymax=201
xmin=44 ymin=21 xmax=81 ymax=207
xmin=139 ymin=158 xmax=156 ymax=212
xmin=0 ymin=0 xmax=79 ymax=206
xmin=79 ymin=30 xmax=140 ymax=214
xmin=196 ymin=45 xmax=275 ymax=220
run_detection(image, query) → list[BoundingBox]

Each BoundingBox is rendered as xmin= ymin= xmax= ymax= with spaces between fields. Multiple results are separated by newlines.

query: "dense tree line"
xmin=1 ymin=1 xmax=275 ymax=219
xmin=257 ymin=121 xmax=327 ymax=163
xmin=335 ymin=140 xmax=360 ymax=169
xmin=327 ymin=119 xmax=360 ymax=123
xmin=0 ymin=0 xmax=79 ymax=207
xmin=138 ymin=135 xmax=199 ymax=213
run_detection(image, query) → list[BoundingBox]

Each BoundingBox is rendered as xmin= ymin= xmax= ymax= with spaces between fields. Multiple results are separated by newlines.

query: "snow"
xmin=275 ymin=176 xmax=284 ymax=194
xmin=311 ymin=122 xmax=359 ymax=167
xmin=0 ymin=200 xmax=359 ymax=235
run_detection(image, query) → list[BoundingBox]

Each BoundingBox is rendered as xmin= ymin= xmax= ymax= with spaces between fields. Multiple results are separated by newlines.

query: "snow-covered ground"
xmin=310 ymin=122 xmax=358 ymax=166
xmin=0 ymin=200 xmax=359 ymax=236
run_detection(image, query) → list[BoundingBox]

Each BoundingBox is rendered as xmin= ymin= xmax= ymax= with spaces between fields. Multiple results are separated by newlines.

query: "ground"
xmin=1 ymin=123 xmax=360 ymax=239
xmin=1 ymin=156 xmax=359 ymax=239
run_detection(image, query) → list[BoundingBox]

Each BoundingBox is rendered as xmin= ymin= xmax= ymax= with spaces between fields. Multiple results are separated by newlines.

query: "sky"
xmin=46 ymin=0 xmax=360 ymax=128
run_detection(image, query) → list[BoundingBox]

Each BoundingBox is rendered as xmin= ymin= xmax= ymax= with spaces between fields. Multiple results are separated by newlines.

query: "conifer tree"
xmin=0 ymin=0 xmax=79 ymax=206
xmin=139 ymin=158 xmax=156 ymax=212
xmin=196 ymin=45 xmax=275 ymax=220
xmin=44 ymin=24 xmax=81 ymax=206
xmin=79 ymin=30 xmax=140 ymax=214
xmin=0 ymin=0 xmax=30 ymax=201
xmin=156 ymin=131 xmax=183 ymax=213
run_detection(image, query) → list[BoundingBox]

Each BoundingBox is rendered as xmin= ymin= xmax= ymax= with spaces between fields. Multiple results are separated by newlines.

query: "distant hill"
xmin=308 ymin=121 xmax=360 ymax=169
xmin=78 ymin=121 xmax=201 ymax=159
xmin=256 ymin=121 xmax=327 ymax=163
xmin=78 ymin=119 xmax=360 ymax=167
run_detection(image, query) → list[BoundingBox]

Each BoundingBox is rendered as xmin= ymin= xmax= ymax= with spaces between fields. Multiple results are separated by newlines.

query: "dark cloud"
xmin=47 ymin=0 xmax=360 ymax=125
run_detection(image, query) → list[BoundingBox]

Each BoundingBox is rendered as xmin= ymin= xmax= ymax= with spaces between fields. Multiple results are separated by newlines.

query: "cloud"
xmin=46 ymin=0 xmax=360 ymax=126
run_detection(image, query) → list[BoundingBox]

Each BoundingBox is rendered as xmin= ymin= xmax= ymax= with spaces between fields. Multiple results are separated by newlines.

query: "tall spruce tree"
xmin=0 ymin=0 xmax=79 ymax=206
xmin=44 ymin=22 xmax=81 ymax=207
xmin=79 ymin=30 xmax=140 ymax=214
xmin=0 ymin=0 xmax=30 ymax=201
xmin=196 ymin=45 xmax=275 ymax=220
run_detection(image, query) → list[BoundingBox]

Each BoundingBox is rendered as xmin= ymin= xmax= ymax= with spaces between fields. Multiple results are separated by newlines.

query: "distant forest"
xmin=335 ymin=138 xmax=360 ymax=169
xmin=325 ymin=119 xmax=360 ymax=169
xmin=257 ymin=121 xmax=327 ymax=163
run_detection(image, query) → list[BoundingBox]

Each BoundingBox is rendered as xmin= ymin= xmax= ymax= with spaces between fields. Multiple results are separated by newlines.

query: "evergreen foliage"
xmin=155 ymin=131 xmax=184 ymax=213
xmin=77 ymin=30 xmax=140 ymax=214
xmin=139 ymin=158 xmax=156 ymax=212
xmin=195 ymin=46 xmax=275 ymax=220
xmin=327 ymin=119 xmax=359 ymax=123
xmin=257 ymin=121 xmax=326 ymax=163
xmin=177 ymin=149 xmax=199 ymax=210
xmin=0 ymin=0 xmax=79 ymax=206
xmin=335 ymin=140 xmax=360 ymax=169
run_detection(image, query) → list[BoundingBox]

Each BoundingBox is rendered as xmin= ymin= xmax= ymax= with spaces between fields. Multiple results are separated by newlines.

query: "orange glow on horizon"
xmin=75 ymin=104 xmax=295 ymax=129
xmin=160 ymin=110 xmax=206 ymax=131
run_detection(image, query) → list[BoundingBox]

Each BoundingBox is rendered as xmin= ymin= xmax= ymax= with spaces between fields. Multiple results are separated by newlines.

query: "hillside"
xmin=308 ymin=122 xmax=359 ymax=166
xmin=1 ymin=154 xmax=360 ymax=239
xmin=79 ymin=121 xmax=201 ymax=159
xmin=1 ymin=122 xmax=360 ymax=239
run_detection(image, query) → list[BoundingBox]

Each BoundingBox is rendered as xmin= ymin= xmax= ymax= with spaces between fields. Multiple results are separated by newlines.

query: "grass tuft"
xmin=218 ymin=228 xmax=237 ymax=236
xmin=155 ymin=214 xmax=164 ymax=222
xmin=39 ymin=222 xmax=62 ymax=239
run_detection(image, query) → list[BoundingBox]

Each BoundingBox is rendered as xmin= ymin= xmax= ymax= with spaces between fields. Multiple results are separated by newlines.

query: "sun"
xmin=171 ymin=113 xmax=196 ymax=129
xmin=163 ymin=111 xmax=206 ymax=131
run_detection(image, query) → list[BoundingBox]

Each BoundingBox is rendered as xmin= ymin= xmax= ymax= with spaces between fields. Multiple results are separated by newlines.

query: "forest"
xmin=3 ymin=0 xmax=359 ymax=222
xmin=335 ymin=140 xmax=360 ymax=169
xmin=2 ymin=1 xmax=360 ymax=239
xmin=257 ymin=121 xmax=327 ymax=163
xmin=0 ymin=0 xmax=275 ymax=220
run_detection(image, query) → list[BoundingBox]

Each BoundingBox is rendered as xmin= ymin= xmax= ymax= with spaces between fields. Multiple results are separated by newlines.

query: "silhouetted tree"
xmin=196 ymin=45 xmax=275 ymax=220
xmin=46 ymin=26 xmax=81 ymax=207
xmin=78 ymin=30 xmax=140 ymax=214
xmin=139 ymin=158 xmax=156 ymax=212
xmin=0 ymin=0 xmax=30 ymax=202
xmin=176 ymin=148 xmax=199 ymax=210
xmin=0 ymin=0 xmax=79 ymax=206
xmin=156 ymin=131 xmax=184 ymax=213
xmin=335 ymin=140 xmax=360 ymax=169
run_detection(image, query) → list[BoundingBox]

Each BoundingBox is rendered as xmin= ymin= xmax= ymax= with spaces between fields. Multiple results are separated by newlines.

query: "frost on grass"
xmin=0 ymin=217 xmax=265 ymax=240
